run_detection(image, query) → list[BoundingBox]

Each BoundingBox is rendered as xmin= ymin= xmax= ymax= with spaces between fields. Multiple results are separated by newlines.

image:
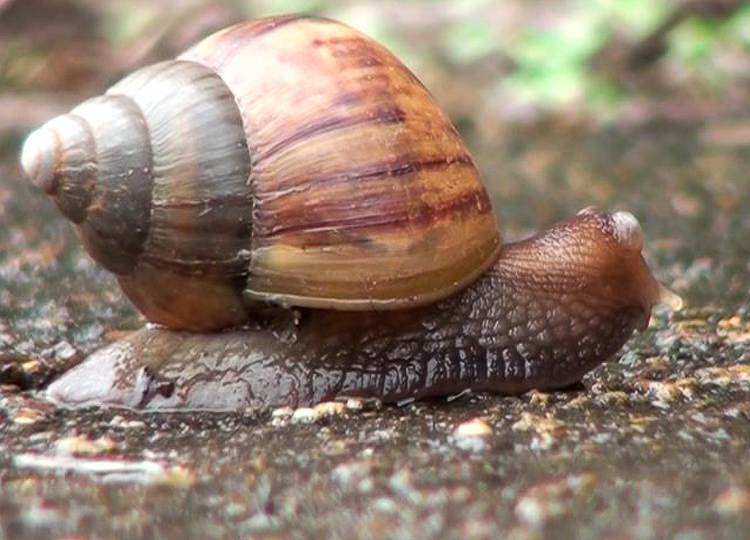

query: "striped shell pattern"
xmin=21 ymin=16 xmax=501 ymax=330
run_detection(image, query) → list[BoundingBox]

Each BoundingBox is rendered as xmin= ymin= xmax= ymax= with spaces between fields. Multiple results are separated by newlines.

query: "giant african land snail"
xmin=20 ymin=15 xmax=677 ymax=410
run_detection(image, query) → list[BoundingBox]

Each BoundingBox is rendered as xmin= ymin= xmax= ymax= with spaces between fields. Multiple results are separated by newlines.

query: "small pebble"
xmin=109 ymin=415 xmax=146 ymax=429
xmin=454 ymin=418 xmax=493 ymax=438
xmin=290 ymin=407 xmax=318 ymax=424
xmin=269 ymin=406 xmax=294 ymax=426
xmin=342 ymin=396 xmax=382 ymax=411
xmin=13 ymin=407 xmax=47 ymax=426
xmin=55 ymin=434 xmax=117 ymax=456
xmin=313 ymin=401 xmax=347 ymax=417
xmin=450 ymin=418 xmax=493 ymax=451
xmin=271 ymin=406 xmax=293 ymax=419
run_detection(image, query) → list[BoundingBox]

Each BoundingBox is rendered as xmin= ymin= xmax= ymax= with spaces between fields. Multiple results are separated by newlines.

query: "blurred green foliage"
xmin=4 ymin=0 xmax=750 ymax=124
xmin=271 ymin=0 xmax=750 ymax=119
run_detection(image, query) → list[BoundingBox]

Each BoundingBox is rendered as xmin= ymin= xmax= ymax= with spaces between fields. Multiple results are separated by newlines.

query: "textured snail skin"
xmin=46 ymin=209 xmax=663 ymax=411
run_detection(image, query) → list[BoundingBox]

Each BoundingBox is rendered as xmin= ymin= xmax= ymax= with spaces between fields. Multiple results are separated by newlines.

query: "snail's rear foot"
xmin=44 ymin=325 xmax=611 ymax=413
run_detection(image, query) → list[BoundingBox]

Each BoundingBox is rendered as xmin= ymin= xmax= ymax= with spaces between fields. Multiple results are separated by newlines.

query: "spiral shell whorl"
xmin=20 ymin=94 xmax=155 ymax=274
xmin=22 ymin=60 xmax=254 ymax=329
xmin=20 ymin=107 xmax=99 ymax=222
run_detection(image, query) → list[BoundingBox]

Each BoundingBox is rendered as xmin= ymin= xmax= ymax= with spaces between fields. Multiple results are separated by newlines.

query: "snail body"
xmin=22 ymin=16 xmax=669 ymax=411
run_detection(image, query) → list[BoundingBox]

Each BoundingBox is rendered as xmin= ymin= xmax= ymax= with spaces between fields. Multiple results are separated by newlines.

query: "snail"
xmin=20 ymin=15 xmax=677 ymax=411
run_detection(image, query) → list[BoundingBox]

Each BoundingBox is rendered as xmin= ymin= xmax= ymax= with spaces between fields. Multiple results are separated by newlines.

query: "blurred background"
xmin=3 ymin=0 xmax=750 ymax=139
xmin=1 ymin=0 xmax=749 ymax=350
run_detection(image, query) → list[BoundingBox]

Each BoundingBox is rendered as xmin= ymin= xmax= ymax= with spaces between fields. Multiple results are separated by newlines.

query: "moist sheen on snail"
xmin=20 ymin=15 xmax=676 ymax=411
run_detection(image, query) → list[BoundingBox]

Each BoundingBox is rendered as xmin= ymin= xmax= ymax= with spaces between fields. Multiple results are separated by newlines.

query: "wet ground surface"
xmin=1 ymin=114 xmax=750 ymax=539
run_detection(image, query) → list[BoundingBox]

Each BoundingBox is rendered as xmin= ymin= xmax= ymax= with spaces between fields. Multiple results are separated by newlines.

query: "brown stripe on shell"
xmin=262 ymin=184 xmax=491 ymax=242
xmin=348 ymin=154 xmax=474 ymax=181
xmin=258 ymin=104 xmax=408 ymax=161
xmin=150 ymin=193 xmax=253 ymax=238
xmin=322 ymin=35 xmax=428 ymax=89
xmin=303 ymin=32 xmax=429 ymax=90
xmin=151 ymin=193 xmax=251 ymax=210
xmin=140 ymin=251 xmax=251 ymax=277
xmin=254 ymin=152 xmax=474 ymax=213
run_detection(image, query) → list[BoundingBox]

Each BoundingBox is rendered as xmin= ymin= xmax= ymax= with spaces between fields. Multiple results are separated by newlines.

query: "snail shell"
xmin=21 ymin=15 xmax=500 ymax=330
